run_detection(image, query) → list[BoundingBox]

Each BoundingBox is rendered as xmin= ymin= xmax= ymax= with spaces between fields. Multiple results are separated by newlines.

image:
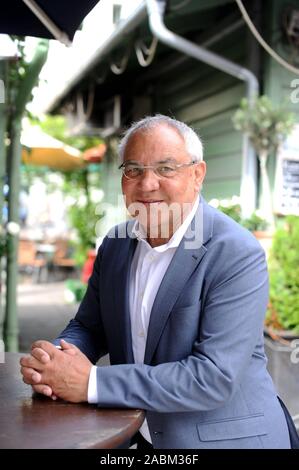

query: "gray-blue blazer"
xmin=57 ymin=198 xmax=290 ymax=449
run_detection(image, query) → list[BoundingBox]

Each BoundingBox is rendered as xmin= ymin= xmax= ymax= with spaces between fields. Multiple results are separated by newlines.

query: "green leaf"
xmin=232 ymin=95 xmax=295 ymax=155
xmin=268 ymin=216 xmax=299 ymax=332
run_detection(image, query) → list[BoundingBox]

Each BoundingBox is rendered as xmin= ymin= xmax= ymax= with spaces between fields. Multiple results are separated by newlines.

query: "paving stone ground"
xmin=17 ymin=277 xmax=110 ymax=367
xmin=18 ymin=279 xmax=78 ymax=352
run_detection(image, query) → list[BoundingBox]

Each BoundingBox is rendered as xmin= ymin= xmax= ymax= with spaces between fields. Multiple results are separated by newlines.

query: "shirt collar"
xmin=132 ymin=196 xmax=200 ymax=252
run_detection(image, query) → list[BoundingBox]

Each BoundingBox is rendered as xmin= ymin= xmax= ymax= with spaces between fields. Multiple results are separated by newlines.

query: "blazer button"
xmin=153 ymin=431 xmax=163 ymax=435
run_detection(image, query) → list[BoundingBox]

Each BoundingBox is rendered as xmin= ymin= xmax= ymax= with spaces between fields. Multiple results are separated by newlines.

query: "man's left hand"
xmin=20 ymin=340 xmax=92 ymax=403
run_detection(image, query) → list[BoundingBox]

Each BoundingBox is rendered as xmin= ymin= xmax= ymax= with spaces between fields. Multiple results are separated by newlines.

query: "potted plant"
xmin=208 ymin=197 xmax=242 ymax=223
xmin=233 ymin=95 xmax=295 ymax=230
xmin=241 ymin=210 xmax=268 ymax=233
xmin=264 ymin=215 xmax=299 ymax=419
xmin=240 ymin=210 xmax=273 ymax=255
xmin=209 ymin=198 xmax=272 ymax=252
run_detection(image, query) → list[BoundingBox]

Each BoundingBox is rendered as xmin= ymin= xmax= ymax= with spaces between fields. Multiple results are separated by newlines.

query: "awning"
xmin=0 ymin=0 xmax=101 ymax=46
xmin=21 ymin=125 xmax=86 ymax=171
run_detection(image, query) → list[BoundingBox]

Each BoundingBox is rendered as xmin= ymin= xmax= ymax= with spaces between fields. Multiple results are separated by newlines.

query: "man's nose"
xmin=138 ymin=169 xmax=160 ymax=191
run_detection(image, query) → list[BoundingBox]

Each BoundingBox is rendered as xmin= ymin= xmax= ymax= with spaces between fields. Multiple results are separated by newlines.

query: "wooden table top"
xmin=0 ymin=353 xmax=145 ymax=449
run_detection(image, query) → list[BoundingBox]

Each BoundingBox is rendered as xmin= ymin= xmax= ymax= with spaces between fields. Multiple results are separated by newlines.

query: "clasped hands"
xmin=20 ymin=339 xmax=92 ymax=403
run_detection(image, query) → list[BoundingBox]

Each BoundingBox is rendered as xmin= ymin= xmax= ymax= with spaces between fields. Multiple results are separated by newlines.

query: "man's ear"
xmin=194 ymin=161 xmax=206 ymax=193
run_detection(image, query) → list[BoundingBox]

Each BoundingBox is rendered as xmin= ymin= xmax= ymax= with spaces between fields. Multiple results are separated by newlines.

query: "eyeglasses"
xmin=118 ymin=161 xmax=197 ymax=180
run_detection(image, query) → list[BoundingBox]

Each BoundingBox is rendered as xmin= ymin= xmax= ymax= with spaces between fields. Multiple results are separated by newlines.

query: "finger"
xmin=32 ymin=385 xmax=57 ymax=400
xmin=20 ymin=355 xmax=34 ymax=368
xmin=20 ymin=354 xmax=31 ymax=366
xmin=21 ymin=366 xmax=42 ymax=384
xmin=20 ymin=355 xmax=43 ymax=370
xmin=60 ymin=339 xmax=78 ymax=351
xmin=23 ymin=375 xmax=33 ymax=385
xmin=60 ymin=339 xmax=78 ymax=356
xmin=31 ymin=347 xmax=50 ymax=364
xmin=31 ymin=340 xmax=57 ymax=358
xmin=32 ymin=384 xmax=53 ymax=397
xmin=31 ymin=371 xmax=42 ymax=383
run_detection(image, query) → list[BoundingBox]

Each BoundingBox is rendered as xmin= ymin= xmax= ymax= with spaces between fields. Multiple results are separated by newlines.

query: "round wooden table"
xmin=0 ymin=353 xmax=145 ymax=449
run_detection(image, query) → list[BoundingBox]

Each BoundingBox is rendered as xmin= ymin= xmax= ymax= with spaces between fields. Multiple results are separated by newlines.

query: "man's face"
xmin=121 ymin=124 xmax=206 ymax=237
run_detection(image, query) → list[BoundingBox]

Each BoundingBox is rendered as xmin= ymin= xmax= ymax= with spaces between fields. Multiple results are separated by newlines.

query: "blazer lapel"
xmin=144 ymin=198 xmax=213 ymax=364
xmin=113 ymin=222 xmax=137 ymax=364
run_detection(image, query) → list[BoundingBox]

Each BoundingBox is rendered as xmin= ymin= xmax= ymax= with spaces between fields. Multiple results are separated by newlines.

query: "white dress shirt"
xmin=88 ymin=196 xmax=200 ymax=443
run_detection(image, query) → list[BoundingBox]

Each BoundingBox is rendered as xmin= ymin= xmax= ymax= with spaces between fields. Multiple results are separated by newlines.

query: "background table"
xmin=0 ymin=353 xmax=144 ymax=449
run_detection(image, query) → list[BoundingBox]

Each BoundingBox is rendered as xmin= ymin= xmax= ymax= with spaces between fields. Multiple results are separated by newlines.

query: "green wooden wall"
xmin=153 ymin=28 xmax=247 ymax=202
xmin=99 ymin=0 xmax=298 ymax=218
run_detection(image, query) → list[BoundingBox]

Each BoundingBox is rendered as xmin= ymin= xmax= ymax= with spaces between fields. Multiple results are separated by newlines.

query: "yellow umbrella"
xmin=21 ymin=125 xmax=86 ymax=171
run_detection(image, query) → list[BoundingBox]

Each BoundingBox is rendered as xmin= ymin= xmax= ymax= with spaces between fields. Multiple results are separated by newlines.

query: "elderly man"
xmin=20 ymin=115 xmax=291 ymax=449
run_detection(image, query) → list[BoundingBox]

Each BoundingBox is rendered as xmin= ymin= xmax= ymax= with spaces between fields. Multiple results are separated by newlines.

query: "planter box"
xmin=253 ymin=231 xmax=273 ymax=258
xmin=264 ymin=328 xmax=299 ymax=430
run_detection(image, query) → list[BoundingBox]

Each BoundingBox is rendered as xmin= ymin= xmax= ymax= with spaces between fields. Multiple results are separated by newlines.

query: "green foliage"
xmin=218 ymin=202 xmax=242 ymax=223
xmin=65 ymin=279 xmax=87 ymax=303
xmin=209 ymin=198 xmax=268 ymax=230
xmin=20 ymin=164 xmax=51 ymax=191
xmin=23 ymin=112 xmax=105 ymax=266
xmin=0 ymin=233 xmax=7 ymax=258
xmin=68 ymin=201 xmax=101 ymax=267
xmin=62 ymin=169 xmax=90 ymax=197
xmin=7 ymin=38 xmax=48 ymax=119
xmin=267 ymin=216 xmax=299 ymax=332
xmin=30 ymin=115 xmax=103 ymax=152
xmin=61 ymin=168 xmax=103 ymax=265
xmin=241 ymin=212 xmax=268 ymax=232
xmin=7 ymin=37 xmax=29 ymax=111
xmin=232 ymin=95 xmax=295 ymax=155
xmin=20 ymin=158 xmax=103 ymax=267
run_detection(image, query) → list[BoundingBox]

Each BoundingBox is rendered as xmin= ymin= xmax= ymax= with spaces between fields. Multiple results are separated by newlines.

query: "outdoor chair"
xmin=52 ymin=239 xmax=76 ymax=279
xmin=18 ymin=239 xmax=47 ymax=282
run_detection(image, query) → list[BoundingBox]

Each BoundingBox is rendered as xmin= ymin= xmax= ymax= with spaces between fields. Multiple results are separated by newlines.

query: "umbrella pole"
xmin=4 ymin=40 xmax=48 ymax=351
xmin=0 ymin=60 xmax=7 ymax=342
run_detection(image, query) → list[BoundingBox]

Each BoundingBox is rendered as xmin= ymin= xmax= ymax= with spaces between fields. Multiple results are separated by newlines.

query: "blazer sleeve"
xmin=54 ymin=239 xmax=108 ymax=364
xmin=94 ymin=235 xmax=269 ymax=412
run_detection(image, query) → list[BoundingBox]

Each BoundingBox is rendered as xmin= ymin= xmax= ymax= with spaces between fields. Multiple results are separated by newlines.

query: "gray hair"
xmin=118 ymin=114 xmax=203 ymax=162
